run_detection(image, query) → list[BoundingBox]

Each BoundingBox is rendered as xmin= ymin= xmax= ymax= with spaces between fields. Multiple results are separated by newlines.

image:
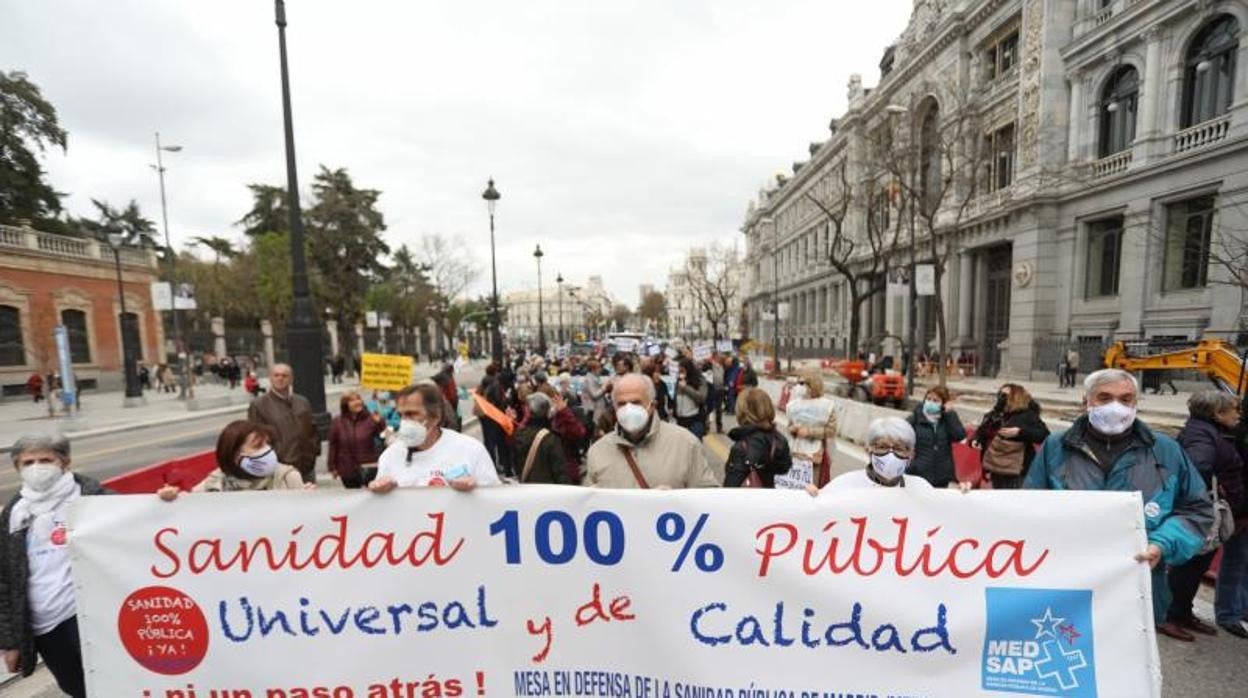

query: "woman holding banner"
xmin=2 ymin=433 xmax=110 ymax=698
xmin=783 ymin=369 xmax=838 ymax=488
xmin=807 ymin=417 xmax=933 ymax=493
xmin=158 ymin=421 xmax=309 ymax=497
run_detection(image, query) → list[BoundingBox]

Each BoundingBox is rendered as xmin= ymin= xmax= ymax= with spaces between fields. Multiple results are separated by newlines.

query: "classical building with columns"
xmin=0 ymin=222 xmax=164 ymax=396
xmin=503 ymin=275 xmax=616 ymax=346
xmin=741 ymin=0 xmax=1248 ymax=378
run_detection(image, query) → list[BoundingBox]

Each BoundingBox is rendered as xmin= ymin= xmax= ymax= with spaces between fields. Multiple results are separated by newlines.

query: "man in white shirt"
xmin=370 ymin=383 xmax=501 ymax=493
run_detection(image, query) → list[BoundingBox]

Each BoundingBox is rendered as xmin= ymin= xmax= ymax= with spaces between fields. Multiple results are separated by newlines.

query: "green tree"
xmin=637 ymin=291 xmax=667 ymax=328
xmin=0 ymin=71 xmax=68 ymax=226
xmin=366 ymin=243 xmax=435 ymax=356
xmin=191 ymin=235 xmax=236 ymax=263
xmin=235 ymin=183 xmax=290 ymax=237
xmin=306 ymin=166 xmax=390 ymax=354
xmin=252 ymin=231 xmax=296 ymax=325
xmin=77 ymin=199 xmax=157 ymax=246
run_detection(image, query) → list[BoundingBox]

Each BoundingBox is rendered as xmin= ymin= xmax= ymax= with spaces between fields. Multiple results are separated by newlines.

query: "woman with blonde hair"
xmin=971 ymin=383 xmax=1048 ymax=489
xmin=782 ymin=369 xmax=838 ymax=487
xmin=724 ymin=388 xmax=792 ymax=488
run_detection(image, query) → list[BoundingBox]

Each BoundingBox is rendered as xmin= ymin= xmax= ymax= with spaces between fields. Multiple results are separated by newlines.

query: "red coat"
xmin=327 ymin=410 xmax=385 ymax=479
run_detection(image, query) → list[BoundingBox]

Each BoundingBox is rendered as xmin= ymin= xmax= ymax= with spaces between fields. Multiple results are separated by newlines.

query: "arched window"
xmin=0 ymin=305 xmax=23 ymax=366
xmin=918 ymin=100 xmax=942 ymax=213
xmin=1183 ymin=15 xmax=1239 ymax=128
xmin=1099 ymin=66 xmax=1140 ymax=156
xmin=60 ymin=308 xmax=91 ymax=363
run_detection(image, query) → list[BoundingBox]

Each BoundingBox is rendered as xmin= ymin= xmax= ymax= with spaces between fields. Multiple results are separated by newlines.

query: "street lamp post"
xmin=152 ymin=133 xmax=187 ymax=399
xmin=107 ymin=234 xmax=145 ymax=406
xmin=533 ymin=244 xmax=545 ymax=356
xmin=482 ymin=179 xmax=504 ymax=366
xmin=886 ymin=103 xmax=918 ymax=399
xmin=273 ymin=0 xmax=328 ymax=433
xmin=556 ymin=272 xmax=564 ymax=346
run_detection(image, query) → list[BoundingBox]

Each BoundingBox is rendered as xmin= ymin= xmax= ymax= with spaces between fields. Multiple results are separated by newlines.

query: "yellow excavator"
xmin=1104 ymin=339 xmax=1248 ymax=401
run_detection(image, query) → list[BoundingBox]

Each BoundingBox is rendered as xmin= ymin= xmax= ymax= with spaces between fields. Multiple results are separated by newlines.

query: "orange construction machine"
xmin=1104 ymin=339 xmax=1248 ymax=400
xmin=829 ymin=359 xmax=907 ymax=406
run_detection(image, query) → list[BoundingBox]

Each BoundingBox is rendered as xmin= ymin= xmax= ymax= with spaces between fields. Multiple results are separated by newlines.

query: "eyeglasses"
xmin=868 ymin=445 xmax=913 ymax=458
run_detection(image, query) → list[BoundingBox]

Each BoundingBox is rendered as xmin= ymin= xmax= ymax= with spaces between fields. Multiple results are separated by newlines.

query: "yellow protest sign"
xmin=360 ymin=352 xmax=413 ymax=390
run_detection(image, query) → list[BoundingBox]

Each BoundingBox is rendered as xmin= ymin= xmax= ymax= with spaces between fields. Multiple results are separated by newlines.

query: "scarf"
xmin=9 ymin=471 xmax=80 ymax=533
xmin=219 ymin=472 xmax=277 ymax=492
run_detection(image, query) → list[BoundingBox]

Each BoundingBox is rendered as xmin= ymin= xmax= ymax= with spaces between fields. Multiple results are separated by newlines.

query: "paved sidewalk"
xmin=0 ymin=377 xmax=362 ymax=451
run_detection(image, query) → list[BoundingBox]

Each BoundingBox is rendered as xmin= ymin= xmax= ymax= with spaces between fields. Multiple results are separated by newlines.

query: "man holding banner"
xmin=1026 ymin=368 xmax=1212 ymax=632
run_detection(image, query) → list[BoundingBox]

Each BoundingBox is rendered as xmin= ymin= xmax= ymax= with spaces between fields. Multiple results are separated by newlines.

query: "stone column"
xmin=1135 ymin=25 xmax=1166 ymax=161
xmin=260 ymin=320 xmax=275 ymax=370
xmin=355 ymin=323 xmax=365 ymax=361
xmin=211 ymin=316 xmax=226 ymax=358
xmin=326 ymin=319 xmax=340 ymax=358
xmin=1231 ymin=41 xmax=1248 ymax=139
xmin=1066 ymin=70 xmax=1085 ymax=162
xmin=972 ymin=254 xmax=988 ymax=344
xmin=957 ymin=251 xmax=975 ymax=347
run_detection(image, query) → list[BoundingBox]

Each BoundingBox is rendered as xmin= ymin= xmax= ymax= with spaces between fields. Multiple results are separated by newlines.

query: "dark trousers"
xmin=1167 ymin=550 xmax=1218 ymax=622
xmin=340 ymin=466 xmax=376 ymax=489
xmin=990 ymin=473 xmax=1024 ymax=489
xmin=35 ymin=616 xmax=86 ymax=698
xmin=481 ymin=419 xmax=514 ymax=476
xmin=677 ymin=416 xmax=706 ymax=439
xmin=710 ymin=386 xmax=724 ymax=433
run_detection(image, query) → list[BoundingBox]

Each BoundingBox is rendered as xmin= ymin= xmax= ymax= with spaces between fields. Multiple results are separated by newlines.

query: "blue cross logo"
xmin=1034 ymin=639 xmax=1088 ymax=690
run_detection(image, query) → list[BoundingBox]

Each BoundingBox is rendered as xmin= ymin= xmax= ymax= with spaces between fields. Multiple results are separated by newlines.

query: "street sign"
xmin=149 ymin=281 xmax=197 ymax=310
xmin=916 ymin=264 xmax=936 ymax=296
xmin=365 ymin=311 xmax=379 ymax=329
xmin=777 ymin=302 xmax=790 ymax=321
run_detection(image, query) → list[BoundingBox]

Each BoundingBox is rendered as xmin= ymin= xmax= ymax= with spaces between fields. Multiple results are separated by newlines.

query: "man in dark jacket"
xmin=513 ymin=393 xmax=573 ymax=484
xmin=247 ymin=363 xmax=321 ymax=483
xmin=906 ymin=386 xmax=966 ymax=488
xmin=1026 ymin=369 xmax=1212 ymax=638
xmin=2 ymin=434 xmax=111 ymax=698
xmin=1172 ymin=390 xmax=1245 ymax=638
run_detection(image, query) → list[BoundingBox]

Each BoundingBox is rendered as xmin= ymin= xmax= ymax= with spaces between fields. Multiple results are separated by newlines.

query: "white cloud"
xmin=3 ymin=0 xmax=912 ymax=306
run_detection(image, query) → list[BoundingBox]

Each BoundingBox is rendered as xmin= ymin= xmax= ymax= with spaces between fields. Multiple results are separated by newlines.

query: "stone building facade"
xmin=503 ymin=275 xmax=615 ymax=345
xmin=741 ymin=0 xmax=1248 ymax=378
xmin=0 ymin=223 xmax=165 ymax=396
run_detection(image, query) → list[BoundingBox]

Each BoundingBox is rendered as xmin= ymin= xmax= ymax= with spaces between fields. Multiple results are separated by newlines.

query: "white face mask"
xmin=616 ymin=403 xmax=651 ymax=435
xmin=791 ymin=385 xmax=808 ymax=400
xmin=1087 ymin=401 xmax=1136 ymax=436
xmin=397 ymin=419 xmax=429 ymax=448
xmin=21 ymin=462 xmax=64 ymax=493
xmin=870 ymin=452 xmax=910 ymax=481
xmin=239 ymin=448 xmax=279 ymax=477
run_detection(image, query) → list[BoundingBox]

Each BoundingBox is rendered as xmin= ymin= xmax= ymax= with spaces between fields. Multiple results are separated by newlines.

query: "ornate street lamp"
xmin=533 ymin=244 xmax=545 ymax=356
xmin=274 ymin=0 xmax=328 ymax=433
xmin=151 ymin=134 xmax=187 ymax=398
xmin=556 ymin=272 xmax=564 ymax=346
xmin=482 ymin=178 xmax=503 ymax=365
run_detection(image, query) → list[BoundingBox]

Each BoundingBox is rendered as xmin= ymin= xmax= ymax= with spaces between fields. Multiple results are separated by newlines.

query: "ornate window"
xmin=1163 ymin=195 xmax=1216 ymax=291
xmin=1099 ymin=66 xmax=1139 ymax=156
xmin=60 ymin=309 xmax=91 ymax=363
xmin=984 ymin=123 xmax=1016 ymax=192
xmin=1182 ymin=15 xmax=1239 ymax=128
xmin=985 ymin=30 xmax=1019 ymax=81
xmin=1085 ymin=217 xmax=1123 ymax=298
xmin=0 ymin=305 xmax=23 ymax=366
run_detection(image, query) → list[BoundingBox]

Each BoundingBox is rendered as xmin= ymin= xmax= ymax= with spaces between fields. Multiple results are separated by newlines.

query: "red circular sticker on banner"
xmin=117 ymin=586 xmax=209 ymax=674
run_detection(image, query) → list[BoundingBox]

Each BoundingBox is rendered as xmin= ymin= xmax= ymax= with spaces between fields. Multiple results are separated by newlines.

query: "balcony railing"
xmin=1173 ymin=115 xmax=1231 ymax=154
xmin=1091 ymin=150 xmax=1132 ymax=179
xmin=1093 ymin=7 xmax=1113 ymax=26
xmin=0 ymin=223 xmax=156 ymax=268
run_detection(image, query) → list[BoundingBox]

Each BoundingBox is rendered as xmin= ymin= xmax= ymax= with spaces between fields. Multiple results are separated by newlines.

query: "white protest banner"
xmin=71 ymin=488 xmax=1159 ymax=698
xmin=773 ymin=459 xmax=814 ymax=490
xmin=692 ymin=342 xmax=713 ymax=362
xmin=716 ymin=340 xmax=733 ymax=353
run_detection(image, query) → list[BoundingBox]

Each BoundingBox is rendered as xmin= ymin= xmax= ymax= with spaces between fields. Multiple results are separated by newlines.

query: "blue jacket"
xmin=1025 ymin=416 xmax=1211 ymax=566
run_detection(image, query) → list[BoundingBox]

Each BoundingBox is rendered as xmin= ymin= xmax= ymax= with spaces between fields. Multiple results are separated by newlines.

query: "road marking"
xmin=703 ymin=433 xmax=731 ymax=462
xmin=0 ymin=423 xmax=224 ymax=486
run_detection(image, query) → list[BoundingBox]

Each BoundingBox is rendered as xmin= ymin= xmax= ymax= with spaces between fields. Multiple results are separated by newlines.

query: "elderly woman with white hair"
xmin=0 ymin=433 xmax=109 ymax=697
xmin=807 ymin=416 xmax=934 ymax=494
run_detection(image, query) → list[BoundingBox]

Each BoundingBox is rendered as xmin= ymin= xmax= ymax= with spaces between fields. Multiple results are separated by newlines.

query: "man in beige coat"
xmin=247 ymin=363 xmax=320 ymax=483
xmin=584 ymin=374 xmax=718 ymax=489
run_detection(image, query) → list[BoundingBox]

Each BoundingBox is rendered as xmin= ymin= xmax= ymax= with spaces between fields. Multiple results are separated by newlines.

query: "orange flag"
xmin=471 ymin=392 xmax=516 ymax=436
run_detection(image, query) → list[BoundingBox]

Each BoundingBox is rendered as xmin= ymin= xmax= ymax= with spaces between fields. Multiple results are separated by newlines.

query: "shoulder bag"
xmin=617 ymin=445 xmax=651 ymax=489
xmin=983 ymin=435 xmax=1026 ymax=476
xmin=521 ymin=429 xmax=551 ymax=483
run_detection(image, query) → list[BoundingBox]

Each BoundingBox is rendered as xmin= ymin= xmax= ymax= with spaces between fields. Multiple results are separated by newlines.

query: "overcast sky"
xmin=3 ymin=0 xmax=912 ymax=305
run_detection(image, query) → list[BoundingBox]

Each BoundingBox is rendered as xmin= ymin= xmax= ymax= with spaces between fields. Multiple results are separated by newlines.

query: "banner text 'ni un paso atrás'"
xmin=70 ymin=487 xmax=1161 ymax=698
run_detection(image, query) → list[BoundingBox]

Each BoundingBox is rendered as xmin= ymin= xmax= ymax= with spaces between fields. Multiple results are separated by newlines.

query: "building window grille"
xmin=985 ymin=30 xmax=1019 ymax=81
xmin=1162 ymin=195 xmax=1216 ymax=292
xmin=1085 ymin=217 xmax=1124 ymax=298
xmin=983 ymin=123 xmax=1016 ymax=192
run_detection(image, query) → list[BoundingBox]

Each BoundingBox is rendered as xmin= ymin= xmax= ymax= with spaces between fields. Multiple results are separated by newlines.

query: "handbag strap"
xmin=521 ymin=429 xmax=550 ymax=483
xmin=617 ymin=445 xmax=651 ymax=489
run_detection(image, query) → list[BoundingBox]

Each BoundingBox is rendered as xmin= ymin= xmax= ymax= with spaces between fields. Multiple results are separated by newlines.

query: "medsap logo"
xmin=982 ymin=588 xmax=1097 ymax=697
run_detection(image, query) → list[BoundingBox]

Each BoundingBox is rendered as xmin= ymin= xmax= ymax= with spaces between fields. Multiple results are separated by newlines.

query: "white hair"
xmin=1083 ymin=368 xmax=1137 ymax=399
xmin=864 ymin=416 xmax=916 ymax=450
xmin=526 ymin=392 xmax=552 ymax=420
xmin=11 ymin=433 xmax=71 ymax=466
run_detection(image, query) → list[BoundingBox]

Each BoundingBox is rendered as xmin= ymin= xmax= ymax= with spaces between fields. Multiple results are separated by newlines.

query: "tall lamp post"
xmin=274 ymin=0 xmax=328 ymax=432
xmin=482 ymin=179 xmax=504 ymax=365
xmin=106 ymin=233 xmax=146 ymax=406
xmin=556 ymin=272 xmax=564 ymax=346
xmin=152 ymin=133 xmax=187 ymax=398
xmin=886 ymin=103 xmax=918 ymax=398
xmin=533 ymin=244 xmax=546 ymax=356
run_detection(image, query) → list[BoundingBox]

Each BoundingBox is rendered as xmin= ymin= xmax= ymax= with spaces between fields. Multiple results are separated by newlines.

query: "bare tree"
xmin=417 ymin=233 xmax=480 ymax=352
xmin=683 ymin=244 xmax=740 ymax=342
xmin=804 ymin=159 xmax=902 ymax=356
